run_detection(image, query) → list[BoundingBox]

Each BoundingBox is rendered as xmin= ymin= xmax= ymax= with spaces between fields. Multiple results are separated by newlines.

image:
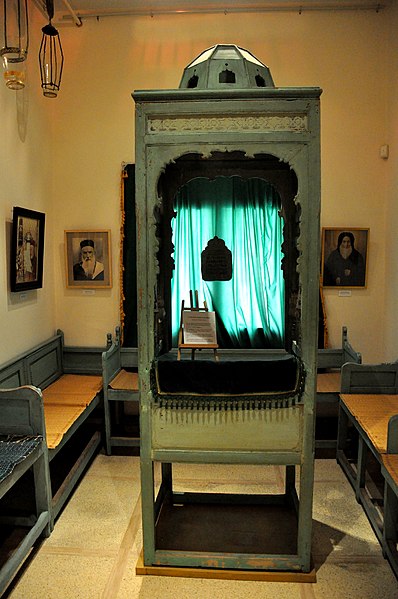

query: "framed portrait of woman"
xmin=321 ymin=228 xmax=369 ymax=288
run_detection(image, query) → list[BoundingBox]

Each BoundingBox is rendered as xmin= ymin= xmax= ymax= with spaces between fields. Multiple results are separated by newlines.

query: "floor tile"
xmin=8 ymin=554 xmax=116 ymax=599
xmin=5 ymin=455 xmax=398 ymax=599
xmin=45 ymin=469 xmax=141 ymax=550
xmin=314 ymin=560 xmax=398 ymax=599
xmin=135 ymin=576 xmax=304 ymax=599
xmin=85 ymin=454 xmax=141 ymax=480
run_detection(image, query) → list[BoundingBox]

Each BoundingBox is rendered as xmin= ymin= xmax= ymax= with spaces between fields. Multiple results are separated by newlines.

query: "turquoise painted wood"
xmin=337 ymin=361 xmax=398 ymax=545
xmin=102 ymin=327 xmax=140 ymax=454
xmin=382 ymin=415 xmax=398 ymax=578
xmin=0 ymin=386 xmax=52 ymax=596
xmin=0 ymin=332 xmax=105 ymax=527
xmin=316 ymin=326 xmax=361 ymax=449
xmin=133 ymin=80 xmax=322 ymax=572
xmin=337 ymin=363 xmax=398 ymax=577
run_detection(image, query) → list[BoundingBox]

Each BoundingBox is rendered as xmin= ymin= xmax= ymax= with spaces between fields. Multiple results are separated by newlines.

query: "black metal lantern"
xmin=39 ymin=0 xmax=64 ymax=98
xmin=0 ymin=0 xmax=29 ymax=90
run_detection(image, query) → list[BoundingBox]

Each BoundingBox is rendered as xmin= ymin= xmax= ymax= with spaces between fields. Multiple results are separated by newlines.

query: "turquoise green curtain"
xmin=171 ymin=176 xmax=285 ymax=349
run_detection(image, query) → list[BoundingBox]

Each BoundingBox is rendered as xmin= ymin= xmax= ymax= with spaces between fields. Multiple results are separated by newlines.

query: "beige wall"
xmin=1 ymin=4 xmax=397 ymax=362
xmin=384 ymin=0 xmax=398 ymax=361
xmin=0 ymin=7 xmax=56 ymax=363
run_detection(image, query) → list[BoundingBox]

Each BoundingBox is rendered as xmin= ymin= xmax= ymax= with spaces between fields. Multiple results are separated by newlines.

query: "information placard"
xmin=183 ymin=311 xmax=217 ymax=345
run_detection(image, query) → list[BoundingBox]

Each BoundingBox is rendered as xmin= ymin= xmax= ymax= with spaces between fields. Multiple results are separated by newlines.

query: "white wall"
xmin=1 ymin=4 xmax=397 ymax=362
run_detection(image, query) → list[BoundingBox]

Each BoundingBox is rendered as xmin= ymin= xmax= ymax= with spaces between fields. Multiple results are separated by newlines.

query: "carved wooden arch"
xmin=155 ymin=151 xmax=300 ymax=353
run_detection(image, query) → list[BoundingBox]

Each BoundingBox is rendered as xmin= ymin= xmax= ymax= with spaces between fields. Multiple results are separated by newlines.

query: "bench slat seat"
xmin=42 ymin=374 xmax=102 ymax=408
xmin=41 ymin=375 xmax=102 ymax=449
xmin=317 ymin=372 xmax=340 ymax=393
xmin=42 ymin=374 xmax=102 ymax=396
xmin=43 ymin=391 xmax=98 ymax=407
xmin=43 ymin=404 xmax=90 ymax=449
xmin=340 ymin=394 xmax=398 ymax=453
xmin=109 ymin=370 xmax=138 ymax=391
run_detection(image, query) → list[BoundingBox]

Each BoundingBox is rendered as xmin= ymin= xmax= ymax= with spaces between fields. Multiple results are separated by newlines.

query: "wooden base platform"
xmin=136 ymin=551 xmax=316 ymax=582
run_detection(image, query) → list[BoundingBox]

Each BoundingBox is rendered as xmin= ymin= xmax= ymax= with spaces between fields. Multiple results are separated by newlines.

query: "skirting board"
xmin=136 ymin=552 xmax=317 ymax=583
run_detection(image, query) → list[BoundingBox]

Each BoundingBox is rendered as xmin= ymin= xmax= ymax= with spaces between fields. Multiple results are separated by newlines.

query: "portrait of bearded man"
xmin=323 ymin=231 xmax=365 ymax=287
xmin=73 ymin=239 xmax=105 ymax=281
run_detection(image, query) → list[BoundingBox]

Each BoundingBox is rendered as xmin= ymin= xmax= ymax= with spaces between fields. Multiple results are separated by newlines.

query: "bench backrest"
xmin=341 ymin=361 xmax=398 ymax=394
xmin=1 ymin=330 xmax=111 ymax=398
xmin=0 ymin=386 xmax=46 ymax=436
xmin=0 ymin=359 xmax=27 ymax=389
xmin=26 ymin=335 xmax=64 ymax=390
xmin=387 ymin=414 xmax=398 ymax=453
xmin=317 ymin=326 xmax=361 ymax=370
xmin=0 ymin=334 xmax=64 ymax=391
xmin=102 ymin=336 xmax=122 ymax=386
xmin=102 ymin=326 xmax=140 ymax=385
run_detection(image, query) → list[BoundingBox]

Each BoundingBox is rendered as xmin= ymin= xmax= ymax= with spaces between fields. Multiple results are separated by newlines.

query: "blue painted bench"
xmin=315 ymin=326 xmax=361 ymax=450
xmin=102 ymin=327 xmax=139 ymax=455
xmin=381 ymin=414 xmax=398 ymax=579
xmin=0 ymin=330 xmax=106 ymax=525
xmin=337 ymin=360 xmax=398 ymax=576
xmin=0 ymin=386 xmax=52 ymax=596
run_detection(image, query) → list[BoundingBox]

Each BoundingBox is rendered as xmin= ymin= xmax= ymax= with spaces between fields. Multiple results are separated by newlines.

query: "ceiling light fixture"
xmin=39 ymin=0 xmax=64 ymax=98
xmin=0 ymin=0 xmax=29 ymax=90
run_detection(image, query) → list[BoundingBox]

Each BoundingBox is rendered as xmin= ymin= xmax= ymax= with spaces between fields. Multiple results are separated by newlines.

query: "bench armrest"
xmin=0 ymin=386 xmax=46 ymax=437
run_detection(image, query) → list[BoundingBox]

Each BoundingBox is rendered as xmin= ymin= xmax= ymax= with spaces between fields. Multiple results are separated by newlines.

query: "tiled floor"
xmin=5 ymin=456 xmax=398 ymax=599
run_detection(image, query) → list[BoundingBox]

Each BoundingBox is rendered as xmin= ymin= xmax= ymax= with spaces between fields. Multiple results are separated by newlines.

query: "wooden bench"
xmin=337 ymin=360 xmax=398 ymax=575
xmin=0 ymin=386 xmax=52 ymax=596
xmin=316 ymin=326 xmax=361 ymax=450
xmin=0 ymin=330 xmax=106 ymax=525
xmin=102 ymin=327 xmax=139 ymax=455
xmin=381 ymin=414 xmax=398 ymax=579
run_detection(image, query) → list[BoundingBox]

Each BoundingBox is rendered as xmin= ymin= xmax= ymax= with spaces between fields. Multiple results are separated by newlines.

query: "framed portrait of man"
xmin=65 ymin=230 xmax=112 ymax=289
xmin=321 ymin=227 xmax=369 ymax=288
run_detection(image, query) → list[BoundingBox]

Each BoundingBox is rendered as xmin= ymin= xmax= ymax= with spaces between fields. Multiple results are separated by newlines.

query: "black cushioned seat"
xmin=155 ymin=356 xmax=300 ymax=396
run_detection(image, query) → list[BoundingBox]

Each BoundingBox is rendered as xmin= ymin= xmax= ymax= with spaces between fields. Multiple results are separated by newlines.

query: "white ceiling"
xmin=33 ymin=0 xmax=390 ymax=26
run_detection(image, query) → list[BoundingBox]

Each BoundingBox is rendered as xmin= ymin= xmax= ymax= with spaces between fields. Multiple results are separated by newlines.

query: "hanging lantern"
xmin=39 ymin=0 xmax=64 ymax=98
xmin=0 ymin=0 xmax=29 ymax=90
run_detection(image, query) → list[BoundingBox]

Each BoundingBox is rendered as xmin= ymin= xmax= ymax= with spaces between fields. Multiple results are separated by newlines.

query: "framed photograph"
xmin=10 ymin=207 xmax=45 ymax=292
xmin=65 ymin=230 xmax=112 ymax=289
xmin=321 ymin=227 xmax=369 ymax=288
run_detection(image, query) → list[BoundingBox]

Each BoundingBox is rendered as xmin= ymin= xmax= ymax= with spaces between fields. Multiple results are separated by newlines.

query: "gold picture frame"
xmin=65 ymin=230 xmax=112 ymax=289
xmin=321 ymin=227 xmax=369 ymax=288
